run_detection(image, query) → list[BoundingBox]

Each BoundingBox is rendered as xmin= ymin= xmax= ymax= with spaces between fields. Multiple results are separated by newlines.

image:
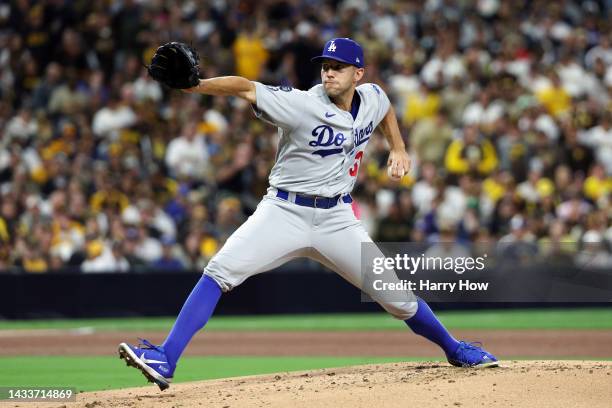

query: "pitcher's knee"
xmin=203 ymin=258 xmax=245 ymax=292
xmin=202 ymin=270 xmax=232 ymax=292
xmin=381 ymin=300 xmax=419 ymax=320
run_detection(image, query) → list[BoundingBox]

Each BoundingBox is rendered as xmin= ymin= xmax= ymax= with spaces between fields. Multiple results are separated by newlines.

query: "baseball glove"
xmin=147 ymin=42 xmax=202 ymax=89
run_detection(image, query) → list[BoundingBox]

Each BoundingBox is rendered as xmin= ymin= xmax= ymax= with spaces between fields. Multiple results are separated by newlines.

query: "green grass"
xmin=1 ymin=309 xmax=611 ymax=331
xmin=0 ymin=356 xmax=415 ymax=392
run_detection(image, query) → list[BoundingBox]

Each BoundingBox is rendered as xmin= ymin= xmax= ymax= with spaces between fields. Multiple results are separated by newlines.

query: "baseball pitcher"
xmin=118 ymin=38 xmax=497 ymax=391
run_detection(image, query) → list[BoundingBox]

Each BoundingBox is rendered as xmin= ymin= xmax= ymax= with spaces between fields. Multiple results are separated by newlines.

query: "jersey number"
xmin=349 ymin=151 xmax=364 ymax=177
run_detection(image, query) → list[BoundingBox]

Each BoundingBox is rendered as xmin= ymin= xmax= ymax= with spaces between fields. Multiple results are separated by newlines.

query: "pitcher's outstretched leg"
xmin=118 ymin=275 xmax=222 ymax=390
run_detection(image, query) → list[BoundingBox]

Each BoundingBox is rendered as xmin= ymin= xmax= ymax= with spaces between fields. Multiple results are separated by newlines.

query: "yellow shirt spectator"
xmin=24 ymin=257 xmax=48 ymax=273
xmin=583 ymin=175 xmax=611 ymax=201
xmin=482 ymin=177 xmax=506 ymax=203
xmin=90 ymin=189 xmax=130 ymax=212
xmin=536 ymin=178 xmax=555 ymax=198
xmin=445 ymin=138 xmax=499 ymax=176
xmin=200 ymin=236 xmax=219 ymax=260
xmin=233 ymin=32 xmax=269 ymax=80
xmin=535 ymin=85 xmax=571 ymax=117
xmin=0 ymin=217 xmax=9 ymax=242
xmin=403 ymin=89 xmax=440 ymax=126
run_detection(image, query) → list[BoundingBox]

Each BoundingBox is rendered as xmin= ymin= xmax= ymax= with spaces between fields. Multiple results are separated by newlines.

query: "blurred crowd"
xmin=0 ymin=0 xmax=611 ymax=273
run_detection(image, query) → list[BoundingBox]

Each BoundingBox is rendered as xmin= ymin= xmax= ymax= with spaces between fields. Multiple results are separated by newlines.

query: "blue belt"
xmin=276 ymin=189 xmax=353 ymax=209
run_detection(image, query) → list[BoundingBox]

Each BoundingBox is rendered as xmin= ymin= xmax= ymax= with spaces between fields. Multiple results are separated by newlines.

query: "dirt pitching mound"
xmin=61 ymin=361 xmax=611 ymax=408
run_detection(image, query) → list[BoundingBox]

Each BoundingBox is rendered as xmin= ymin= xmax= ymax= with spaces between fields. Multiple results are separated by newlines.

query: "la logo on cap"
xmin=327 ymin=40 xmax=336 ymax=52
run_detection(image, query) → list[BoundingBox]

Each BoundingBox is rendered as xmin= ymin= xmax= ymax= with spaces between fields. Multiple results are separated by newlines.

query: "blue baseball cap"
xmin=311 ymin=38 xmax=364 ymax=68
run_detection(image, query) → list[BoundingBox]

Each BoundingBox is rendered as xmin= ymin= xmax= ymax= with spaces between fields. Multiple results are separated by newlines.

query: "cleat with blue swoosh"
xmin=118 ymin=338 xmax=174 ymax=391
xmin=447 ymin=341 xmax=499 ymax=368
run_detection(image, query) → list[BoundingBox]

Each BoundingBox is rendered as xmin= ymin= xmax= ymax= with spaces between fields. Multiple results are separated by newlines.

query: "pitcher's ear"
xmin=355 ymin=67 xmax=365 ymax=81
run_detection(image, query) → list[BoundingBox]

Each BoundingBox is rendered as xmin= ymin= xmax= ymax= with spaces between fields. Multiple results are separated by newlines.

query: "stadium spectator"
xmin=92 ymin=90 xmax=137 ymax=139
xmin=516 ymin=163 xmax=555 ymax=205
xmin=152 ymin=236 xmax=185 ymax=271
xmin=444 ymin=125 xmax=499 ymax=177
xmin=402 ymin=82 xmax=440 ymax=127
xmin=497 ymin=215 xmax=538 ymax=263
xmin=375 ymin=194 xmax=414 ymax=242
xmin=575 ymin=230 xmax=612 ymax=269
xmin=81 ymin=240 xmax=129 ymax=273
xmin=578 ymin=112 xmax=612 ymax=175
xmin=535 ymin=72 xmax=572 ymax=118
xmin=165 ymin=120 xmax=210 ymax=182
xmin=462 ymin=90 xmax=504 ymax=128
xmin=232 ymin=24 xmax=269 ymax=80
xmin=411 ymin=162 xmax=439 ymax=217
xmin=409 ymin=108 xmax=453 ymax=168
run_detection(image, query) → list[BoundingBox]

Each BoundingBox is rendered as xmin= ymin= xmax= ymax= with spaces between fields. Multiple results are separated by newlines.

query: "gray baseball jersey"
xmin=204 ymin=80 xmax=417 ymax=321
xmin=252 ymin=81 xmax=390 ymax=197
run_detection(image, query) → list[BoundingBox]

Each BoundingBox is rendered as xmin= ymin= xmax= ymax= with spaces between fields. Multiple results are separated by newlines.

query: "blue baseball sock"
xmin=405 ymin=298 xmax=459 ymax=356
xmin=162 ymin=275 xmax=222 ymax=368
